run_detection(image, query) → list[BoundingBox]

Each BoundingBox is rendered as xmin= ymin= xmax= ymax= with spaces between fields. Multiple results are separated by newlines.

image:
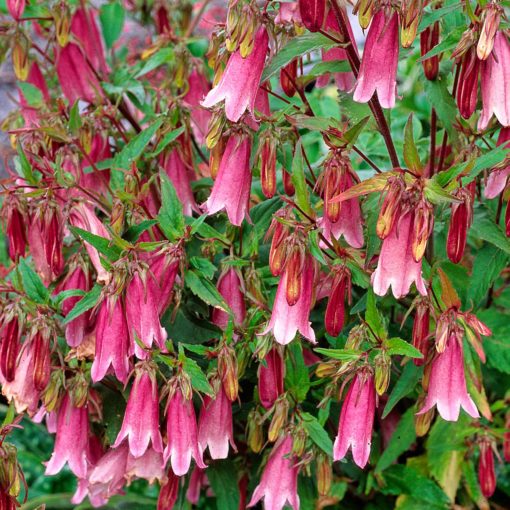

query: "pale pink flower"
xmin=211 ymin=267 xmax=246 ymax=330
xmin=371 ymin=212 xmax=427 ymax=299
xmin=184 ymin=68 xmax=212 ymax=144
xmin=353 ymin=10 xmax=399 ymax=108
xmin=113 ymin=365 xmax=164 ymax=457
xmin=485 ymin=128 xmax=510 ymax=198
xmin=203 ymin=134 xmax=252 ymax=226
xmin=478 ymin=31 xmax=510 ymax=130
xmin=186 ymin=466 xmax=207 ymax=504
xmin=201 ymin=27 xmax=269 ymax=122
xmin=45 ymin=395 xmax=89 ymax=478
xmin=248 ymin=435 xmax=300 ymax=510
xmin=417 ymin=333 xmax=479 ymax=421
xmin=258 ymin=348 xmax=285 ymax=409
xmin=333 ymin=372 xmax=376 ymax=469
xmin=126 ymin=448 xmax=165 ymax=484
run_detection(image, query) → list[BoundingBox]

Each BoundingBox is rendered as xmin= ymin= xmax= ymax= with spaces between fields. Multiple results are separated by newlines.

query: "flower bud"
xmin=54 ymin=2 xmax=71 ymax=47
xmin=12 ymin=32 xmax=30 ymax=81
xmin=268 ymin=395 xmax=289 ymax=442
xmin=503 ymin=412 xmax=510 ymax=462
xmin=292 ymin=426 xmax=307 ymax=457
xmin=447 ymin=183 xmax=475 ymax=264
xmin=414 ymin=395 xmax=434 ymax=437
xmin=247 ymin=409 xmax=264 ymax=453
xmin=268 ymin=216 xmax=289 ymax=277
xmin=239 ymin=14 xmax=258 ymax=58
xmin=299 ymin=0 xmax=326 ymax=32
xmin=478 ymin=438 xmax=496 ymax=498
xmin=374 ymin=351 xmax=391 ymax=396
xmin=456 ymin=47 xmax=480 ymax=120
xmin=0 ymin=443 xmax=21 ymax=498
xmin=259 ymin=135 xmax=277 ymax=199
xmin=325 ymin=266 xmax=351 ymax=337
xmin=205 ymin=111 xmax=226 ymax=150
xmin=31 ymin=330 xmax=51 ymax=392
xmin=345 ymin=324 xmax=366 ymax=350
xmin=0 ymin=314 xmax=21 ymax=383
xmin=477 ymin=3 xmax=501 ymax=60
xmin=315 ymin=361 xmax=339 ymax=378
xmin=377 ymin=176 xmax=405 ymax=239
xmin=209 ymin=136 xmax=226 ymax=179
xmin=69 ymin=372 xmax=89 ymax=408
xmin=420 ymin=21 xmax=440 ymax=81
xmin=7 ymin=0 xmax=25 ymax=20
xmin=42 ymin=370 xmax=64 ymax=412
xmin=217 ymin=344 xmax=239 ymax=402
xmin=110 ymin=198 xmax=125 ymax=235
xmin=285 ymin=246 xmax=304 ymax=306
xmin=353 ymin=0 xmax=374 ymax=29
xmin=283 ymin=168 xmax=295 ymax=196
xmin=411 ymin=200 xmax=434 ymax=262
xmin=412 ymin=299 xmax=431 ymax=366
xmin=317 ymin=453 xmax=332 ymax=496
xmin=401 ymin=0 xmax=422 ymax=48
xmin=280 ymin=59 xmax=298 ymax=97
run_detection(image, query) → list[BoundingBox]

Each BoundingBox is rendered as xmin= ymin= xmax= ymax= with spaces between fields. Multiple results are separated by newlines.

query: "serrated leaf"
xmin=182 ymin=356 xmax=214 ymax=396
xmin=190 ymin=257 xmax=217 ymax=280
xmin=63 ymin=284 xmax=102 ymax=324
xmin=187 ymin=215 xmax=229 ymax=244
xmin=99 ymin=1 xmax=125 ymax=49
xmin=135 ymin=47 xmax=175 ymax=78
xmin=327 ymin=116 xmax=370 ymax=149
xmin=365 ymin=289 xmax=386 ymax=340
xmin=403 ymin=114 xmax=422 ymax=173
xmin=471 ymin=208 xmax=510 ymax=255
xmin=291 ymin=140 xmax=314 ymax=218
xmin=123 ymin=220 xmax=158 ymax=243
xmin=18 ymin=258 xmax=49 ymax=303
xmin=382 ymin=362 xmax=421 ymax=418
xmin=68 ymin=100 xmax=81 ymax=135
xmin=185 ymin=270 xmax=230 ymax=312
xmin=285 ymin=342 xmax=310 ymax=402
xmin=207 ymin=460 xmax=240 ymax=510
xmin=158 ymin=170 xmax=185 ymax=241
xmin=330 ymin=172 xmax=395 ymax=203
xmin=385 ymin=338 xmax=423 ymax=359
xmin=301 ymin=412 xmax=333 ymax=456
xmin=148 ymin=126 xmax=185 ymax=157
xmin=69 ymin=226 xmax=122 ymax=261
xmin=424 ymin=178 xmax=461 ymax=205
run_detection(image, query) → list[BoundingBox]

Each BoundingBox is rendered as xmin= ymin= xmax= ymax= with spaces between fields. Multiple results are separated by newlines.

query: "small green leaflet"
xmin=285 ymin=342 xmax=310 ymax=403
xmin=99 ymin=1 xmax=125 ymax=49
xmin=382 ymin=362 xmax=422 ymax=418
xmin=17 ymin=82 xmax=43 ymax=107
xmin=18 ymin=258 xmax=49 ymax=303
xmin=291 ymin=140 xmax=314 ymax=218
xmin=384 ymin=337 xmax=424 ymax=359
xmin=365 ymin=289 xmax=386 ymax=340
xmin=63 ymin=284 xmax=102 ymax=325
xmin=148 ymin=126 xmax=185 ymax=157
xmin=69 ymin=226 xmax=123 ymax=261
xmin=471 ymin=207 xmax=510 ymax=255
xmin=68 ymin=101 xmax=82 ymax=135
xmin=190 ymin=257 xmax=217 ymax=280
xmin=403 ymin=114 xmax=422 ymax=173
xmin=314 ymin=347 xmax=362 ymax=361
xmin=301 ymin=412 xmax=333 ymax=456
xmin=158 ymin=170 xmax=185 ymax=241
xmin=182 ymin=356 xmax=214 ymax=396
xmin=185 ymin=270 xmax=231 ymax=313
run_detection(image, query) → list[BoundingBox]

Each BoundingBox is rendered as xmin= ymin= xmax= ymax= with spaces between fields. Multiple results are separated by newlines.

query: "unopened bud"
xmin=54 ymin=2 xmax=71 ymax=47
xmin=477 ymin=3 xmax=501 ymax=60
xmin=412 ymin=299 xmax=431 ymax=366
xmin=283 ymin=168 xmax=295 ymax=196
xmin=239 ymin=15 xmax=257 ymax=58
xmin=42 ymin=370 xmax=64 ymax=412
xmin=12 ymin=32 xmax=29 ymax=81
xmin=420 ymin=22 xmax=440 ymax=81
xmin=110 ymin=199 xmax=125 ymax=235
xmin=401 ymin=0 xmax=422 ymax=48
xmin=205 ymin=112 xmax=226 ymax=150
xmin=345 ymin=324 xmax=366 ymax=350
xmin=299 ymin=0 xmax=326 ymax=32
xmin=0 ymin=443 xmax=21 ymax=498
xmin=292 ymin=426 xmax=307 ymax=457
xmin=316 ymin=454 xmax=332 ymax=496
xmin=209 ymin=136 xmax=226 ymax=179
xmin=374 ymin=351 xmax=391 ymax=396
xmin=32 ymin=331 xmax=51 ymax=392
xmin=377 ymin=176 xmax=405 ymax=239
xmin=268 ymin=395 xmax=289 ymax=442
xmin=315 ymin=361 xmax=339 ymax=378
xmin=259 ymin=135 xmax=277 ymax=199
xmin=353 ymin=0 xmax=374 ymax=29
xmin=285 ymin=247 xmax=303 ymax=306
xmin=69 ymin=372 xmax=89 ymax=408
xmin=325 ymin=267 xmax=351 ymax=337
xmin=411 ymin=201 xmax=433 ymax=262
xmin=280 ymin=59 xmax=298 ymax=98
xmin=0 ymin=316 xmax=21 ymax=383
xmin=217 ymin=345 xmax=239 ymax=401
xmin=414 ymin=395 xmax=434 ymax=436
xmin=269 ymin=219 xmax=288 ymax=276
xmin=247 ymin=409 xmax=264 ymax=453
xmin=478 ymin=438 xmax=496 ymax=498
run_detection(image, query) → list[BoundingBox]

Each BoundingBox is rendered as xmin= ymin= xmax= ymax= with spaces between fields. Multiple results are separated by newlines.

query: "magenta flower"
xmin=7 ymin=0 xmax=25 ymax=20
xmin=417 ymin=333 xmax=479 ymax=422
xmin=91 ymin=296 xmax=130 ymax=384
xmin=201 ymin=27 xmax=269 ymax=122
xmin=258 ymin=348 xmax=285 ymax=410
xmin=198 ymin=385 xmax=236 ymax=459
xmin=45 ymin=395 xmax=89 ymax=478
xmin=353 ymin=10 xmax=399 ymax=108
xmin=203 ymin=134 xmax=252 ymax=226
xmin=479 ymin=31 xmax=510 ymax=130
xmin=262 ymin=255 xmax=316 ymax=345
xmin=333 ymin=372 xmax=376 ymax=469
xmin=183 ymin=68 xmax=211 ymax=145
xmin=125 ymin=267 xmax=167 ymax=358
xmin=126 ymin=448 xmax=165 ymax=484
xmin=371 ymin=212 xmax=427 ymax=299
xmin=113 ymin=364 xmax=164 ymax=457
xmin=485 ymin=127 xmax=510 ymax=198
xmin=248 ymin=434 xmax=300 ymax=510
xmin=318 ymin=199 xmax=364 ymax=249
xmin=211 ymin=267 xmax=246 ymax=330
xmin=164 ymin=387 xmax=206 ymax=476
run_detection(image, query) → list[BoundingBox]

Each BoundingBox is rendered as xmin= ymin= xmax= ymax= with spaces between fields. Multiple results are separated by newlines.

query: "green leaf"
xmin=185 ymin=270 xmax=230 ymax=312
xmin=261 ymin=32 xmax=337 ymax=81
xmin=309 ymin=60 xmax=351 ymax=76
xmin=301 ymin=412 xmax=333 ymax=456
xmin=375 ymin=408 xmax=416 ymax=473
xmin=63 ymin=284 xmax=102 ymax=325
xmin=207 ymin=460 xmax=240 ymax=510
xmin=285 ymin=342 xmax=310 ymax=403
xmin=69 ymin=226 xmax=122 ymax=261
xmin=424 ymin=79 xmax=458 ymax=141
xmin=419 ymin=2 xmax=462 ymax=32
xmin=158 ymin=170 xmax=185 ymax=241
xmin=314 ymin=347 xmax=362 ymax=361
xmin=18 ymin=258 xmax=49 ymax=303
xmin=471 ymin=207 xmax=510 ymax=255
xmin=17 ymin=82 xmax=43 ymax=107
xmin=291 ymin=140 xmax=314 ymax=218
xmin=15 ymin=144 xmax=37 ymax=185
xmin=182 ymin=356 xmax=214 ymax=396
xmin=134 ymin=47 xmax=175 ymax=78
xmin=187 ymin=215 xmax=229 ymax=244
xmin=99 ymin=1 xmax=125 ymax=49
xmin=123 ymin=220 xmax=158 ymax=243
xmin=365 ymin=289 xmax=386 ymax=340
xmin=403 ymin=114 xmax=422 ymax=173
xmin=419 ymin=28 xmax=463 ymax=61
xmin=477 ymin=309 xmax=510 ymax=374
xmin=248 ymin=197 xmax=282 ymax=241
xmin=328 ymin=116 xmax=370 ymax=149
xmin=147 ymin=126 xmax=185 ymax=157
xmin=190 ymin=257 xmax=217 ymax=280
xmin=52 ymin=289 xmax=86 ymax=308
xmin=385 ymin=338 xmax=424 ymax=359
xmin=68 ymin=100 xmax=81 ymax=135
xmin=382 ymin=362 xmax=421 ymax=418
xmin=424 ymin=178 xmax=461 ymax=205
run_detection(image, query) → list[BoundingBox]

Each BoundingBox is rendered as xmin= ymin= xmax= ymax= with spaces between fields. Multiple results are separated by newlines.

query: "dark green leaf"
xmin=182 ymin=356 xmax=214 ymax=396
xmin=185 ymin=270 xmax=230 ymax=312
xmin=309 ymin=60 xmax=351 ymax=76
xmin=471 ymin=208 xmax=510 ymax=255
xmin=477 ymin=309 xmax=510 ymax=374
xmin=18 ymin=258 xmax=49 ymax=303
xmin=382 ymin=362 xmax=421 ymax=418
xmin=207 ymin=460 xmax=240 ymax=510
xmin=301 ymin=412 xmax=333 ymax=455
xmin=292 ymin=140 xmax=313 ymax=217
xmin=99 ymin=1 xmax=125 ymax=49
xmin=68 ymin=100 xmax=81 ymax=135
xmin=285 ymin=342 xmax=310 ymax=403
xmin=365 ymin=289 xmax=386 ymax=340
xmin=158 ymin=170 xmax=185 ymax=241
xmin=190 ymin=257 xmax=217 ymax=280
xmin=424 ymin=79 xmax=458 ymax=141
xmin=63 ymin=284 xmax=102 ymax=325
xmin=147 ymin=126 xmax=185 ymax=157
xmin=385 ymin=338 xmax=424 ymax=359
xmin=135 ymin=48 xmax=175 ymax=78
xmin=69 ymin=226 xmax=122 ymax=261
xmin=123 ymin=220 xmax=158 ymax=243
xmin=403 ymin=114 xmax=422 ymax=173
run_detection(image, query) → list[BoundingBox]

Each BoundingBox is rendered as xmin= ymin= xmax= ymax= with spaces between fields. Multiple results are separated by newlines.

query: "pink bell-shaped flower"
xmin=211 ymin=267 xmax=246 ymax=331
xmin=258 ymin=348 xmax=285 ymax=410
xmin=484 ymin=127 xmax=510 ymax=198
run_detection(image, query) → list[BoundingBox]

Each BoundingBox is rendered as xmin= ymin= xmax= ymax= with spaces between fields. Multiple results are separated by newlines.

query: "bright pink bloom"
xmin=201 ymin=27 xmax=269 ymax=122
xmin=333 ymin=372 xmax=376 ymax=468
xmin=371 ymin=212 xmax=427 ymax=299
xmin=91 ymin=296 xmax=130 ymax=384
xmin=45 ymin=395 xmax=89 ymax=478
xmin=203 ymin=134 xmax=252 ymax=226
xmin=113 ymin=365 xmax=164 ymax=457
xmin=258 ymin=348 xmax=285 ymax=409
xmin=248 ymin=435 xmax=300 ymax=510
xmin=186 ymin=466 xmax=207 ymax=504
xmin=479 ymin=31 xmax=510 ymax=130
xmin=211 ymin=267 xmax=246 ymax=330
xmin=485 ymin=127 xmax=510 ymax=198
xmin=126 ymin=448 xmax=165 ymax=484
xmin=164 ymin=388 xmax=206 ymax=476
xmin=7 ymin=0 xmax=25 ymax=19
xmin=160 ymin=147 xmax=198 ymax=216
xmin=198 ymin=385 xmax=236 ymax=459
xmin=184 ymin=68 xmax=211 ymax=144
xmin=353 ymin=10 xmax=399 ymax=108
xmin=299 ymin=0 xmax=325 ymax=32
xmin=125 ymin=268 xmax=167 ymax=358
xmin=262 ymin=255 xmax=316 ymax=345
xmin=417 ymin=334 xmax=479 ymax=421
xmin=56 ymin=43 xmax=103 ymax=104
xmin=318 ymin=197 xmax=364 ymax=248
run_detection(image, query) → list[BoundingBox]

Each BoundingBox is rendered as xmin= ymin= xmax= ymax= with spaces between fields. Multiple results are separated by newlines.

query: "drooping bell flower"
xmin=262 ymin=255 xmax=316 ymax=345
xmin=198 ymin=383 xmax=236 ymax=459
xmin=455 ymin=47 xmax=480 ymax=120
xmin=447 ymin=182 xmax=475 ymax=264
xmin=203 ymin=133 xmax=252 ymax=226
xmin=56 ymin=43 xmax=103 ymax=104
xmin=126 ymin=448 xmax=166 ymax=484
xmin=420 ymin=21 xmax=440 ymax=80
xmin=478 ymin=31 xmax=510 ymax=130
xmin=353 ymin=9 xmax=399 ymax=108
xmin=372 ymin=211 xmax=427 ymax=299
xmin=258 ymin=348 xmax=285 ymax=409
xmin=29 ymin=327 xmax=52 ymax=392
xmin=69 ymin=202 xmax=111 ymax=283
xmin=280 ymin=59 xmax=298 ymax=97
xmin=298 ymin=0 xmax=325 ymax=32
xmin=164 ymin=383 xmax=206 ymax=476
xmin=45 ymin=394 xmax=89 ymax=478
xmin=211 ymin=267 xmax=246 ymax=331
xmin=276 ymin=1 xmax=302 ymax=25
xmin=258 ymin=132 xmax=277 ymax=199
xmin=55 ymin=258 xmax=90 ymax=347
xmin=124 ymin=262 xmax=167 ymax=358
xmin=7 ymin=0 xmax=25 ymax=20
xmin=316 ymin=8 xmax=357 ymax=91
xmin=412 ymin=297 xmax=431 ymax=366
xmin=325 ymin=266 xmax=351 ymax=337
xmin=2 ymin=194 xmax=27 ymax=261
xmin=186 ymin=466 xmax=207 ymax=504
xmin=184 ymin=68 xmax=212 ymax=145
xmin=202 ymin=27 xmax=269 ymax=122
xmin=417 ymin=331 xmax=479 ymax=421
xmin=217 ymin=343 xmax=239 ymax=402
xmin=91 ymin=294 xmax=130 ymax=384
xmin=0 ymin=311 xmax=21 ymax=382
xmin=477 ymin=3 xmax=502 ymax=60
xmin=485 ymin=127 xmax=510 ymax=198
xmin=333 ymin=371 xmax=376 ymax=468
xmin=157 ymin=469 xmax=180 ymax=510
xmin=160 ymin=144 xmax=198 ymax=216
xmin=478 ymin=438 xmax=497 ymax=498
xmin=70 ymin=7 xmax=109 ymax=76
xmin=248 ymin=434 xmax=300 ymax=510
xmin=113 ymin=363 xmax=163 ymax=458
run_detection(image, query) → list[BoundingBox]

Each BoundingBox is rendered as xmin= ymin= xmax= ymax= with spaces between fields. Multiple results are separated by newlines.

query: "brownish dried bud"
xmin=280 ymin=59 xmax=298 ymax=98
xmin=374 ymin=351 xmax=391 ymax=396
xmin=54 ymin=2 xmax=71 ymax=47
xmin=401 ymin=0 xmax=422 ymax=48
xmin=415 ymin=396 xmax=434 ymax=437
xmin=411 ymin=200 xmax=434 ymax=262
xmin=316 ymin=453 xmax=332 ymax=496
xmin=353 ymin=0 xmax=375 ymax=29
xmin=12 ymin=32 xmax=29 ymax=81
xmin=69 ymin=372 xmax=89 ymax=408
xmin=206 ymin=112 xmax=226 ymax=150
xmin=217 ymin=344 xmax=239 ymax=401
xmin=268 ymin=395 xmax=289 ymax=442
xmin=247 ymin=409 xmax=264 ymax=453
xmin=477 ymin=3 xmax=502 ymax=60
xmin=31 ymin=330 xmax=51 ymax=392
xmin=377 ymin=176 xmax=405 ymax=239
xmin=110 ymin=198 xmax=125 ymax=235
